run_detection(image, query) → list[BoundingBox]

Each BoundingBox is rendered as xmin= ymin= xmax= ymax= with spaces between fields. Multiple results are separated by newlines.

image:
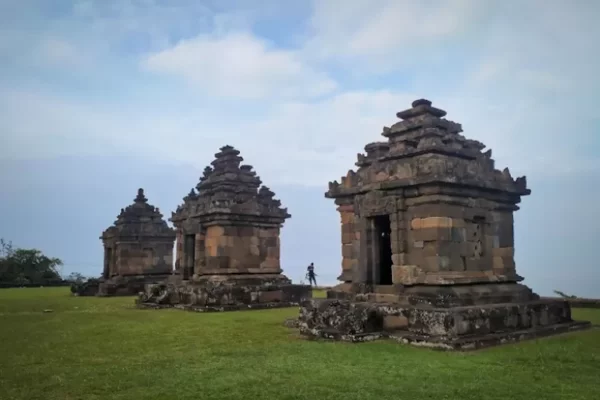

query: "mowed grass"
xmin=0 ymin=288 xmax=599 ymax=400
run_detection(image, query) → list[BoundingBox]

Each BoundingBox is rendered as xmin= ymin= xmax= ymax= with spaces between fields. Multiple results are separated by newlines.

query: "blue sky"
xmin=0 ymin=0 xmax=599 ymax=296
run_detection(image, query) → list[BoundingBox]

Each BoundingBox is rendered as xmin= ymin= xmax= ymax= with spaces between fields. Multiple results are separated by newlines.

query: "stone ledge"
xmin=137 ymin=301 xmax=301 ymax=312
xmin=389 ymin=320 xmax=592 ymax=350
xmin=296 ymin=320 xmax=591 ymax=351
xmin=138 ymin=280 xmax=312 ymax=310
xmin=296 ymin=297 xmax=592 ymax=349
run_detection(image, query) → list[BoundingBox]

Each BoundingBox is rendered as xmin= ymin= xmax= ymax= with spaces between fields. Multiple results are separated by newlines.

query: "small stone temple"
xmin=297 ymin=99 xmax=590 ymax=349
xmin=97 ymin=188 xmax=176 ymax=296
xmin=137 ymin=145 xmax=311 ymax=310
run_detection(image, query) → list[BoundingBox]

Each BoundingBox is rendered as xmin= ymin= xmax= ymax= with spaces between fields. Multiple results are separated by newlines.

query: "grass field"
xmin=0 ymin=288 xmax=599 ymax=400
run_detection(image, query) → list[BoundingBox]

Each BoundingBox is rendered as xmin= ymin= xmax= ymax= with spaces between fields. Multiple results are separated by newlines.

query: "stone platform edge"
xmin=136 ymin=301 xmax=302 ymax=313
xmin=297 ymin=320 xmax=592 ymax=351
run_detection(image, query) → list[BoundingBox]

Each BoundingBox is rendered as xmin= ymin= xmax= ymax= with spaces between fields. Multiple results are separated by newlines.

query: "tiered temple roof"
xmin=171 ymin=145 xmax=290 ymax=226
xmin=327 ymin=99 xmax=530 ymax=200
xmin=101 ymin=189 xmax=175 ymax=239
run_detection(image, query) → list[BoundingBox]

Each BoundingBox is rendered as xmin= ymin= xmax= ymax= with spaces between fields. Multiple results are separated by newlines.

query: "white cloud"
xmin=304 ymin=0 xmax=482 ymax=67
xmin=4 ymin=85 xmax=591 ymax=188
xmin=1 ymin=0 xmax=599 ymax=188
xmin=143 ymin=32 xmax=337 ymax=100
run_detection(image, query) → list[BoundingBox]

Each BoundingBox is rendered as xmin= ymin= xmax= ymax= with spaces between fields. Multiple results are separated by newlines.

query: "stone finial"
xmin=212 ymin=145 xmax=243 ymax=170
xmin=134 ymin=188 xmax=147 ymax=203
xmin=412 ymin=99 xmax=432 ymax=107
xmin=396 ymin=99 xmax=447 ymax=120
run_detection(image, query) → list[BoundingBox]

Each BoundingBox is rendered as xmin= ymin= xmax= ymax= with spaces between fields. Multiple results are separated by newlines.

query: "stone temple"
xmin=97 ymin=188 xmax=176 ymax=296
xmin=137 ymin=145 xmax=311 ymax=310
xmin=297 ymin=99 xmax=590 ymax=349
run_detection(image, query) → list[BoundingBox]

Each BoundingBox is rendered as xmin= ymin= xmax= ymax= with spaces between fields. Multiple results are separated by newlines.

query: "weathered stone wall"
xmin=258 ymin=227 xmax=281 ymax=271
xmin=114 ymin=241 xmax=173 ymax=276
xmin=338 ymin=204 xmax=358 ymax=282
xmin=197 ymin=225 xmax=282 ymax=273
xmin=387 ymin=196 xmax=518 ymax=286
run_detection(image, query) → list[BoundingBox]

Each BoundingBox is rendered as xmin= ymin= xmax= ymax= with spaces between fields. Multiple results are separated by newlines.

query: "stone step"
xmin=366 ymin=293 xmax=401 ymax=303
xmin=374 ymin=285 xmax=396 ymax=294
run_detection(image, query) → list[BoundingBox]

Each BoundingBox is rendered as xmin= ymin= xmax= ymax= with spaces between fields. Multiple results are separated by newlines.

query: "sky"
xmin=0 ymin=0 xmax=599 ymax=296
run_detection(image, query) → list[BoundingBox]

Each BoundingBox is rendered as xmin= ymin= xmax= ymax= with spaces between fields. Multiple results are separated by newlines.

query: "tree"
xmin=66 ymin=272 xmax=86 ymax=284
xmin=0 ymin=238 xmax=63 ymax=285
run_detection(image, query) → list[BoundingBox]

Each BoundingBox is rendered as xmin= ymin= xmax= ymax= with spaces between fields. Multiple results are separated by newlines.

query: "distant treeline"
xmin=0 ymin=238 xmax=66 ymax=288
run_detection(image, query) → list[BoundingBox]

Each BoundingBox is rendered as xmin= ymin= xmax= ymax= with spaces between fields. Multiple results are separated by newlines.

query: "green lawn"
xmin=0 ymin=288 xmax=599 ymax=400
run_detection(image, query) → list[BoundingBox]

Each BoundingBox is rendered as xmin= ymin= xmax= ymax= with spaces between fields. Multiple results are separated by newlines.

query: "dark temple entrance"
xmin=373 ymin=215 xmax=393 ymax=285
xmin=184 ymin=234 xmax=196 ymax=280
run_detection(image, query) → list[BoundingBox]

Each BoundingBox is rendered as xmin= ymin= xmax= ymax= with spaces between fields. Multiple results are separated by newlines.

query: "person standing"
xmin=306 ymin=262 xmax=317 ymax=286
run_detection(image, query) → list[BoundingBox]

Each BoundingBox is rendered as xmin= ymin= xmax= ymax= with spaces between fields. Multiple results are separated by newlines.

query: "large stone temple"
xmin=137 ymin=145 xmax=311 ymax=310
xmin=97 ymin=188 xmax=176 ymax=296
xmin=297 ymin=99 xmax=590 ymax=349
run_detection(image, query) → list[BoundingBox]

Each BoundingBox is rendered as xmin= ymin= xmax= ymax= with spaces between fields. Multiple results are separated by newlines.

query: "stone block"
xmin=391 ymin=253 xmax=407 ymax=266
xmin=493 ymin=256 xmax=515 ymax=273
xmin=249 ymin=245 xmax=261 ymax=256
xmin=392 ymin=265 xmax=423 ymax=285
xmin=449 ymin=255 xmax=467 ymax=272
xmin=342 ymin=232 xmax=354 ymax=244
xmin=259 ymin=290 xmax=283 ymax=303
xmin=492 ymin=247 xmax=514 ymax=257
xmin=369 ymin=293 xmax=401 ymax=303
xmin=267 ymin=246 xmax=279 ymax=259
xmin=451 ymin=218 xmax=466 ymax=228
xmin=342 ymin=244 xmax=354 ymax=258
xmin=425 ymin=255 xmax=451 ymax=272
xmin=342 ymin=258 xmax=355 ymax=271
xmin=450 ymin=227 xmax=466 ymax=242
xmin=342 ymin=223 xmax=355 ymax=235
xmin=261 ymin=257 xmax=280 ymax=269
xmin=421 ymin=217 xmax=453 ymax=229
xmin=465 ymin=257 xmax=483 ymax=272
xmin=218 ymin=236 xmax=232 ymax=247
xmin=264 ymin=237 xmax=278 ymax=247
xmin=383 ymin=315 xmax=409 ymax=330
xmin=341 ymin=212 xmax=355 ymax=225
xmin=410 ymin=218 xmax=422 ymax=230
xmin=258 ymin=229 xmax=278 ymax=238
xmin=337 ymin=204 xmax=354 ymax=213
xmin=206 ymin=226 xmax=225 ymax=237
xmin=412 ymin=227 xmax=438 ymax=241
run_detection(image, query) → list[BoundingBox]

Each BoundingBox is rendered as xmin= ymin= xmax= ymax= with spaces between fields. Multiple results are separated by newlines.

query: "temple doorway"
xmin=373 ymin=215 xmax=393 ymax=285
xmin=184 ymin=234 xmax=196 ymax=279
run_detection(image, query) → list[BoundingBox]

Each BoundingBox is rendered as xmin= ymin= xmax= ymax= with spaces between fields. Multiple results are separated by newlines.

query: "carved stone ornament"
xmin=354 ymin=190 xmax=396 ymax=217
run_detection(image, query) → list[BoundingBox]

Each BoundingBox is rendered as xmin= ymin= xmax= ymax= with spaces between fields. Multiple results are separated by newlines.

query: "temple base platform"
xmin=97 ymin=274 xmax=172 ymax=297
xmin=295 ymin=284 xmax=591 ymax=350
xmin=136 ymin=274 xmax=312 ymax=312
